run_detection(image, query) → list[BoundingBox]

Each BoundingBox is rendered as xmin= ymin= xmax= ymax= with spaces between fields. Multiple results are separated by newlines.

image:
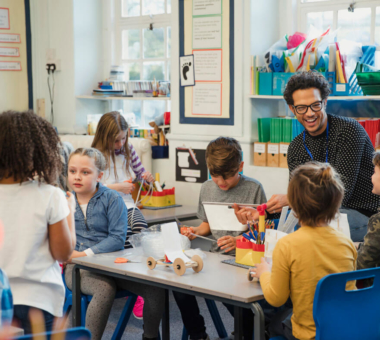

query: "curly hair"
xmin=0 ymin=110 xmax=62 ymax=184
xmin=283 ymin=71 xmax=331 ymax=106
xmin=206 ymin=137 xmax=242 ymax=179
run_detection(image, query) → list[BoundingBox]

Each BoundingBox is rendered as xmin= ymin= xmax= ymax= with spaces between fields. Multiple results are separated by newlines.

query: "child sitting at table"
xmin=251 ymin=162 xmax=357 ymax=340
xmin=64 ymin=147 xmax=164 ymax=340
xmin=357 ymin=152 xmax=380 ymax=274
xmin=178 ymin=136 xmax=267 ymax=340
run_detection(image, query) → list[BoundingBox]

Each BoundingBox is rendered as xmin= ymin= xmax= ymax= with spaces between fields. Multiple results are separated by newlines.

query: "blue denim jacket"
xmin=74 ymin=184 xmax=129 ymax=254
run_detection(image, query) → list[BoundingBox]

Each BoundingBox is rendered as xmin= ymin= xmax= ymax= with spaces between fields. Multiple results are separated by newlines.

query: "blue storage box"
xmin=152 ymin=146 xmax=169 ymax=159
xmin=334 ymin=83 xmax=350 ymax=96
xmin=273 ymin=73 xmax=294 ymax=95
xmin=259 ymin=73 xmax=273 ymax=95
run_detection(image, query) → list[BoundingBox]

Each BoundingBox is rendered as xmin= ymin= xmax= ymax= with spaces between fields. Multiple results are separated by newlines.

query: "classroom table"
xmin=141 ymin=205 xmax=198 ymax=226
xmin=72 ymin=249 xmax=265 ymax=340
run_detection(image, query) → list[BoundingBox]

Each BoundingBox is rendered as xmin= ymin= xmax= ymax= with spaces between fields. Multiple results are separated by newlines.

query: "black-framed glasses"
xmin=292 ymin=101 xmax=323 ymax=115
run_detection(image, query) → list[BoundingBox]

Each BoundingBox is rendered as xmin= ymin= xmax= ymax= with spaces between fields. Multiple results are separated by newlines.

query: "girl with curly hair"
xmin=0 ymin=110 xmax=76 ymax=333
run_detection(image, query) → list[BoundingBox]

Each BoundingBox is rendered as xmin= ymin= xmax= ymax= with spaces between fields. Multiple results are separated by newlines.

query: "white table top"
xmin=72 ymin=249 xmax=263 ymax=304
xmin=141 ymin=205 xmax=198 ymax=224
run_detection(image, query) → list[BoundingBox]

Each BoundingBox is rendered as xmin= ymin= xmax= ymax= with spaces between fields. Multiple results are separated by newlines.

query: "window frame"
xmin=112 ymin=0 xmax=172 ymax=128
xmin=298 ymin=0 xmax=380 ymax=44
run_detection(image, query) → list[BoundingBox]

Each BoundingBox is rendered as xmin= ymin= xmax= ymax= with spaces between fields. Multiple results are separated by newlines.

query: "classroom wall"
xmin=0 ymin=0 xmax=29 ymax=111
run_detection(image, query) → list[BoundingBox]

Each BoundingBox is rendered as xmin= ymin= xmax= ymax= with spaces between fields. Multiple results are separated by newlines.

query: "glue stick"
xmin=257 ymin=204 xmax=267 ymax=244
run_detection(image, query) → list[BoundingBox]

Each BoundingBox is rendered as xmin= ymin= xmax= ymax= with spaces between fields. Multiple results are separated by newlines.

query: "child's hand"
xmin=118 ymin=181 xmax=135 ymax=194
xmin=66 ymin=191 xmax=76 ymax=211
xmin=142 ymin=172 xmax=154 ymax=183
xmin=217 ymin=235 xmax=236 ymax=253
xmin=250 ymin=257 xmax=271 ymax=279
xmin=182 ymin=227 xmax=196 ymax=240
xmin=233 ymin=204 xmax=259 ymax=224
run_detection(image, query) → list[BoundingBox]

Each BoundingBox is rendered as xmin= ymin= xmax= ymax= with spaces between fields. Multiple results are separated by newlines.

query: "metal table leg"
xmin=162 ymin=289 xmax=170 ymax=340
xmin=234 ymin=306 xmax=243 ymax=340
xmin=251 ymin=302 xmax=265 ymax=340
xmin=72 ymin=265 xmax=82 ymax=327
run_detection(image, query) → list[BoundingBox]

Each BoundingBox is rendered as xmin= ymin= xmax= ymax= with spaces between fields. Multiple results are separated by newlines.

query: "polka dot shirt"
xmin=287 ymin=114 xmax=380 ymax=215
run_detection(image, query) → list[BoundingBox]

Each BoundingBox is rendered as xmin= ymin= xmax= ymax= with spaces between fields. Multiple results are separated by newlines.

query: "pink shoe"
xmin=132 ymin=296 xmax=144 ymax=319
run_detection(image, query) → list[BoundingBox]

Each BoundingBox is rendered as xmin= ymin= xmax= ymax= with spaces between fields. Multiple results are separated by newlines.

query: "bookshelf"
xmin=76 ymin=95 xmax=170 ymax=101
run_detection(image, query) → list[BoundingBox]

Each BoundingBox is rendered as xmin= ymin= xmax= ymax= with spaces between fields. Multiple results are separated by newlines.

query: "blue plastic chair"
xmin=62 ymin=274 xmax=137 ymax=340
xmin=181 ymin=298 xmax=227 ymax=340
xmin=12 ymin=327 xmax=91 ymax=340
xmin=313 ymin=267 xmax=380 ymax=340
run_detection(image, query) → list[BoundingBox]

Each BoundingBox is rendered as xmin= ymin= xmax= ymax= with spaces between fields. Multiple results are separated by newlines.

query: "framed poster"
xmin=179 ymin=0 xmax=234 ymax=125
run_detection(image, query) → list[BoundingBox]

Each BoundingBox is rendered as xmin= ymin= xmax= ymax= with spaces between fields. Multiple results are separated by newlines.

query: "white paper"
xmin=193 ymin=83 xmax=221 ymax=115
xmin=0 ymin=33 xmax=20 ymax=43
xmin=177 ymin=152 xmax=190 ymax=168
xmin=193 ymin=0 xmax=222 ymax=16
xmin=180 ymin=55 xmax=195 ymax=86
xmin=203 ymin=203 xmax=247 ymax=231
xmin=264 ymin=229 xmax=288 ymax=258
xmin=181 ymin=169 xmax=201 ymax=178
xmin=194 ymin=50 xmax=222 ymax=82
xmin=254 ymin=143 xmax=266 ymax=153
xmin=329 ymin=213 xmax=351 ymax=239
xmin=282 ymin=210 xmax=299 ymax=234
xmin=161 ymin=222 xmax=191 ymax=263
xmin=277 ymin=206 xmax=289 ymax=231
xmin=0 ymin=47 xmax=19 ymax=57
xmin=0 ymin=61 xmax=21 ymax=71
xmin=0 ymin=8 xmax=9 ymax=29
xmin=280 ymin=144 xmax=289 ymax=154
xmin=268 ymin=145 xmax=279 ymax=154
xmin=193 ymin=16 xmax=222 ymax=49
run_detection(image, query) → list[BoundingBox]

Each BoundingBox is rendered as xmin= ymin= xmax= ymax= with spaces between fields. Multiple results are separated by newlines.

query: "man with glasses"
xmin=237 ymin=71 xmax=380 ymax=241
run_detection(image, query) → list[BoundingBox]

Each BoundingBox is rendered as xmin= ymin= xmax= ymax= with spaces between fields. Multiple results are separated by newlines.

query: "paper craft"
xmin=161 ymin=222 xmax=191 ymax=263
xmin=329 ymin=213 xmax=350 ymax=239
xmin=203 ymin=203 xmax=248 ymax=232
xmin=264 ymin=229 xmax=288 ymax=258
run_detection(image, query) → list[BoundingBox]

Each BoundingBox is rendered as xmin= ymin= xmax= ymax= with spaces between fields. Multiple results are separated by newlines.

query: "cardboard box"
xmin=253 ymin=142 xmax=267 ymax=166
xmin=279 ymin=143 xmax=290 ymax=168
xmin=267 ymin=143 xmax=279 ymax=167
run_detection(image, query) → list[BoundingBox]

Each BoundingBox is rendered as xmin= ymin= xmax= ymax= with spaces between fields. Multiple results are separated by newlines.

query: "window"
xmin=299 ymin=0 xmax=380 ymax=45
xmin=114 ymin=0 xmax=171 ymax=128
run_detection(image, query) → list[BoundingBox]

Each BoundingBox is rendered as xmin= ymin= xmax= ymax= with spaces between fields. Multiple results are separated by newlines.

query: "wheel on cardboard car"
xmin=191 ymin=255 xmax=203 ymax=273
xmin=147 ymin=257 xmax=157 ymax=270
xmin=247 ymin=268 xmax=254 ymax=282
xmin=173 ymin=258 xmax=186 ymax=276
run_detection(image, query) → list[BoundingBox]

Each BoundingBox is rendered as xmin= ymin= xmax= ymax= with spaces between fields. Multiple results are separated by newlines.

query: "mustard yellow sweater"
xmin=260 ymin=226 xmax=357 ymax=340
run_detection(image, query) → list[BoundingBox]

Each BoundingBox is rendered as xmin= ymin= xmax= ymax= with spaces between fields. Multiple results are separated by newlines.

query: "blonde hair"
xmin=91 ymin=111 xmax=131 ymax=179
xmin=68 ymin=148 xmax=106 ymax=173
xmin=288 ymin=162 xmax=344 ymax=227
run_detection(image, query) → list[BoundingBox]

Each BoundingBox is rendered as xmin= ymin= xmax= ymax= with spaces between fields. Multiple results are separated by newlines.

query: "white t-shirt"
xmin=0 ymin=181 xmax=69 ymax=317
xmin=80 ymin=204 xmax=88 ymax=218
xmin=102 ymin=154 xmax=136 ymax=209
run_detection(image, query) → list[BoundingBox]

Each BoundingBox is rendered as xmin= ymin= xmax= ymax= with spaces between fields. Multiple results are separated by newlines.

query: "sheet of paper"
xmin=180 ymin=55 xmax=195 ymax=86
xmin=193 ymin=16 xmax=222 ymax=49
xmin=203 ymin=203 xmax=247 ymax=232
xmin=330 ymin=213 xmax=351 ymax=239
xmin=0 ymin=8 xmax=10 ymax=29
xmin=161 ymin=222 xmax=191 ymax=263
xmin=193 ymin=49 xmax=222 ymax=82
xmin=181 ymin=169 xmax=201 ymax=178
xmin=277 ymin=206 xmax=289 ymax=232
xmin=0 ymin=33 xmax=21 ymax=43
xmin=0 ymin=47 xmax=19 ymax=57
xmin=0 ymin=61 xmax=21 ymax=71
xmin=177 ymin=152 xmax=190 ymax=168
xmin=264 ymin=229 xmax=288 ymax=258
xmin=192 ymin=83 xmax=221 ymax=116
xmin=193 ymin=0 xmax=222 ymax=16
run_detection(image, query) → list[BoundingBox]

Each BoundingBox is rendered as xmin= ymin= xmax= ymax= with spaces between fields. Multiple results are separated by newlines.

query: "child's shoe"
xmin=133 ymin=296 xmax=144 ymax=319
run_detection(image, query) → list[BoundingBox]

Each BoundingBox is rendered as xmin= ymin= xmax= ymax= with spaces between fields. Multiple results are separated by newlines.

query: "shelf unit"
xmin=76 ymin=95 xmax=170 ymax=101
xmin=249 ymin=95 xmax=380 ymax=101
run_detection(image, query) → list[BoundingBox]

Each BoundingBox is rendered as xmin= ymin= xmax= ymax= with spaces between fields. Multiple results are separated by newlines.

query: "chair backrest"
xmin=313 ymin=267 xmax=380 ymax=340
xmin=13 ymin=327 xmax=91 ymax=340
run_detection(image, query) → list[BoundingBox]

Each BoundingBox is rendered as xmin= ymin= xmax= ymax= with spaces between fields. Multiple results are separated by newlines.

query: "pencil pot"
xmin=141 ymin=188 xmax=175 ymax=207
xmin=235 ymin=239 xmax=265 ymax=266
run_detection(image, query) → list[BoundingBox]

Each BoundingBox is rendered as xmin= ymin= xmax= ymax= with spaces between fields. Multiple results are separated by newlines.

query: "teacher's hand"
xmin=266 ymin=194 xmax=288 ymax=214
xmin=233 ymin=204 xmax=259 ymax=224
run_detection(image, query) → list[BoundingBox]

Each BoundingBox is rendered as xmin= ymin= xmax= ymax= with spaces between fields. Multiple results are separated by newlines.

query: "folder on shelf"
xmin=270 ymin=118 xmax=282 ymax=144
xmin=279 ymin=143 xmax=289 ymax=168
xmin=267 ymin=143 xmax=279 ymax=167
xmin=253 ymin=142 xmax=267 ymax=167
xmin=258 ymin=118 xmax=271 ymax=143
